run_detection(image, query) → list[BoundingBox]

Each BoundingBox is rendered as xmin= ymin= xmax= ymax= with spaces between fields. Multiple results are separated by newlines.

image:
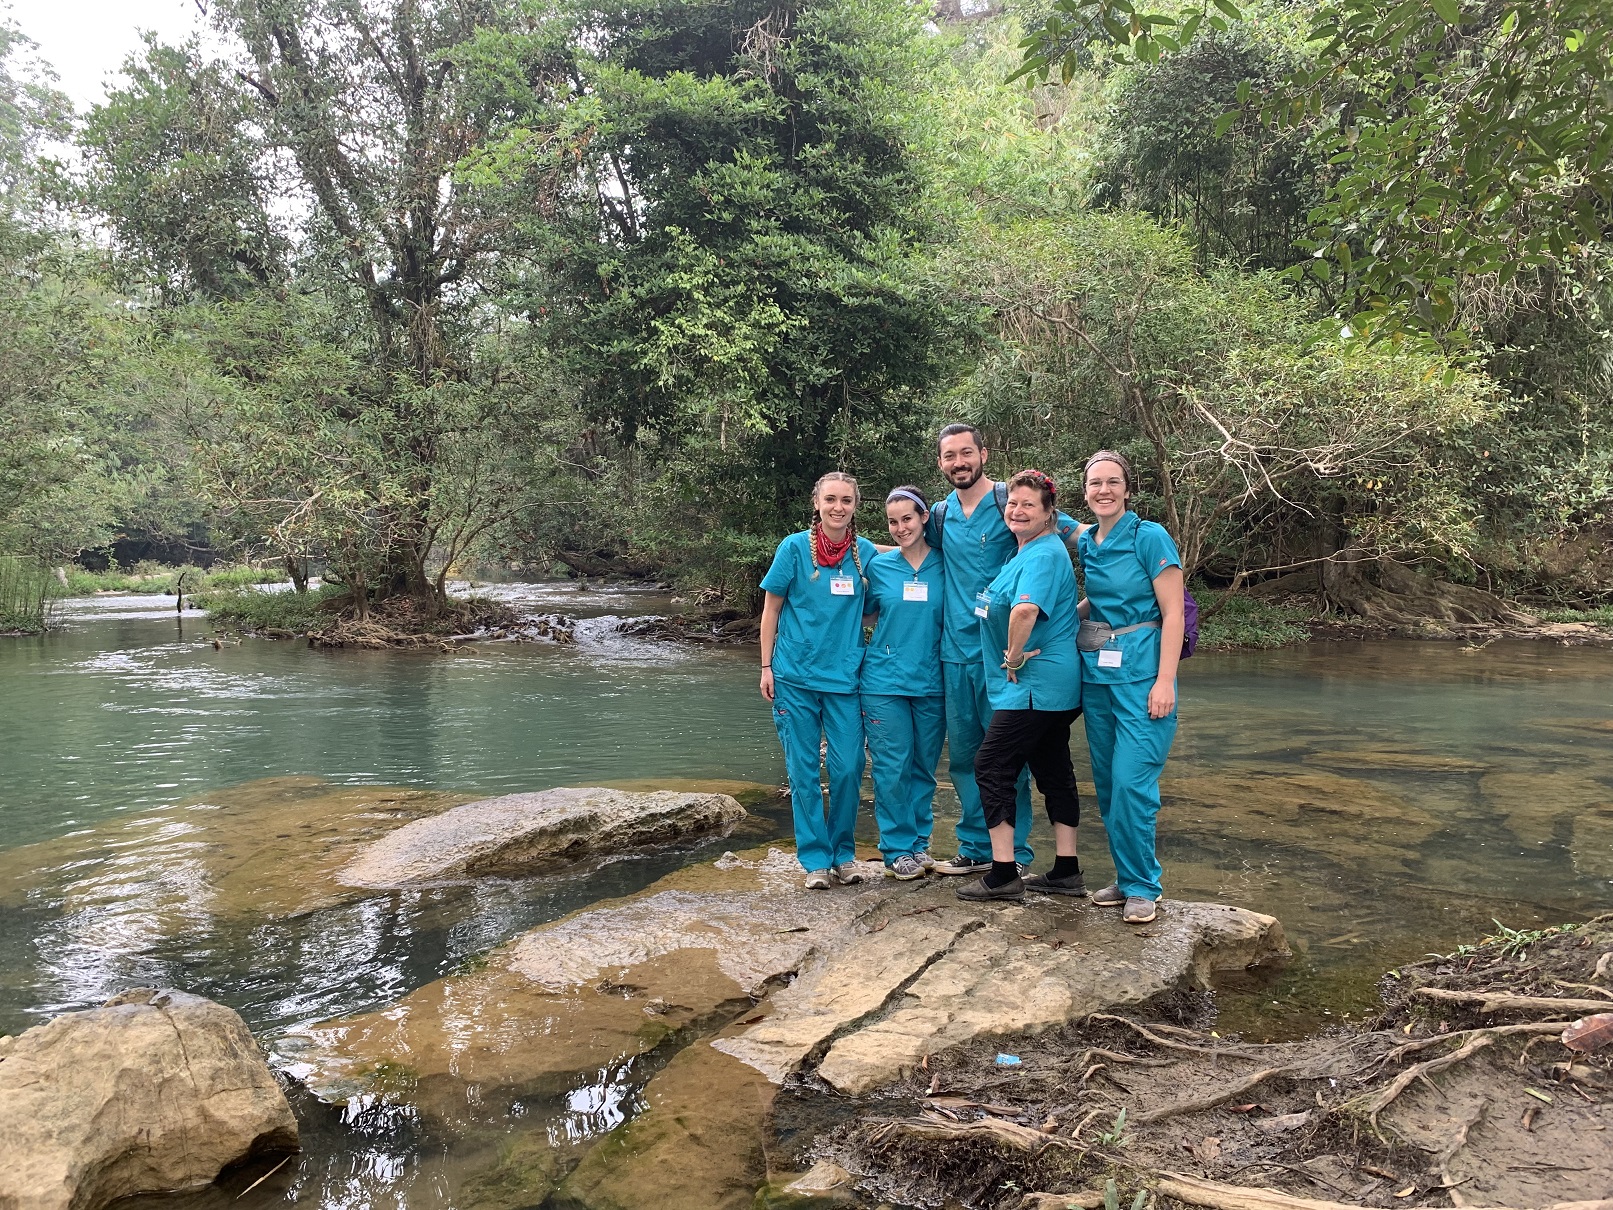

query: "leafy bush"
xmin=1194 ymin=590 xmax=1311 ymax=649
xmin=193 ymin=583 xmax=344 ymax=631
xmin=0 ymin=555 xmax=61 ymax=632
xmin=1536 ymin=606 xmax=1613 ymax=626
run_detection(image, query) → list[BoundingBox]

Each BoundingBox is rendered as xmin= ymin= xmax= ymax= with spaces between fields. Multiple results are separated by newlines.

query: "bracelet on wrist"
xmin=761 ymin=664 xmax=771 ymax=670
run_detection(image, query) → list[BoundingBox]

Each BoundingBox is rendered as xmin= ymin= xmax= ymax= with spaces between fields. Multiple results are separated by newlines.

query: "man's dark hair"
xmin=937 ymin=423 xmax=985 ymax=452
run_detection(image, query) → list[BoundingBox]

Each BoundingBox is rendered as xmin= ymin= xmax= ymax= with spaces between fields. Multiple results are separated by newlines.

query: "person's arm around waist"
xmin=1149 ymin=567 xmax=1184 ymax=718
xmin=760 ymin=592 xmax=783 ymax=702
xmin=1003 ymin=602 xmax=1042 ymax=684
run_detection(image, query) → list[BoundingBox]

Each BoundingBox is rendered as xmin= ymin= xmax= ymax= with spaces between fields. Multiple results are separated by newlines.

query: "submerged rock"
xmin=338 ymin=786 xmax=748 ymax=886
xmin=0 ymin=988 xmax=296 ymax=1210
xmin=1162 ymin=768 xmax=1440 ymax=868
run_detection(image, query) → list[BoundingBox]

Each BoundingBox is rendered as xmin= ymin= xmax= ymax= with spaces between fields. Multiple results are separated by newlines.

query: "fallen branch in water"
xmin=1135 ymin=1065 xmax=1304 ymax=1124
xmin=1411 ymin=986 xmax=1613 ymax=1015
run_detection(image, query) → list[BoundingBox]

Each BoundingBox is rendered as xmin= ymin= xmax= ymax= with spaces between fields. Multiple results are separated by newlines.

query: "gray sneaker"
xmin=803 ymin=869 xmax=832 ymax=890
xmin=829 ymin=862 xmax=865 ymax=885
xmin=913 ymin=849 xmax=936 ymax=871
xmin=1024 ymin=870 xmax=1088 ymax=897
xmin=885 ymin=854 xmax=926 ymax=881
xmin=1091 ymin=882 xmax=1125 ymax=906
xmin=934 ymin=853 xmax=992 ymax=876
xmin=955 ymin=874 xmax=1025 ymax=902
xmin=1123 ymin=896 xmax=1158 ymax=924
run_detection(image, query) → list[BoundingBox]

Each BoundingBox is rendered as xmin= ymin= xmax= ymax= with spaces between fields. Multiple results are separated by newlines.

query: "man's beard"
xmin=947 ymin=464 xmax=983 ymax=490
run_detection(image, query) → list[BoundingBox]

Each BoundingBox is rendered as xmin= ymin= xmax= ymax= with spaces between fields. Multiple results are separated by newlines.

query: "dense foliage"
xmin=0 ymin=0 xmax=1607 ymax=627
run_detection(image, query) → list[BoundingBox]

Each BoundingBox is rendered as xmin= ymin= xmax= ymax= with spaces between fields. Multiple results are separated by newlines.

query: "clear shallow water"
xmin=2 ymin=589 xmax=1611 ymax=1207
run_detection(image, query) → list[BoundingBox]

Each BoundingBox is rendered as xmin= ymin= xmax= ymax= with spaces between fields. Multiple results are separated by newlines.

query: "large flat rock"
xmin=0 ymin=988 xmax=296 ymax=1210
xmin=712 ymin=907 xmax=982 ymax=1081
xmin=807 ymin=899 xmax=1285 ymax=1094
xmin=338 ymin=786 xmax=748 ymax=886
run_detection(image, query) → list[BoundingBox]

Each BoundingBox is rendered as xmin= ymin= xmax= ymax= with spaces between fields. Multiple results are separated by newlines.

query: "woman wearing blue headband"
xmin=860 ymin=485 xmax=947 ymax=879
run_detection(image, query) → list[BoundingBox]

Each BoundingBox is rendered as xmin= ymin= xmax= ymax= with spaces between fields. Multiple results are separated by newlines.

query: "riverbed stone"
xmin=1162 ymin=768 xmax=1440 ymax=867
xmin=0 ymin=987 xmax=297 ymax=1210
xmin=800 ymin=899 xmax=1286 ymax=1095
xmin=338 ymin=786 xmax=748 ymax=886
xmin=550 ymin=1033 xmax=780 ymax=1210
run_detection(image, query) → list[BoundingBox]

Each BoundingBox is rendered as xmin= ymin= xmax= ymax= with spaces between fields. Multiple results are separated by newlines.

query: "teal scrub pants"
xmin=1083 ymin=680 xmax=1177 ymax=900
xmin=771 ymin=680 xmax=865 ymax=872
xmin=862 ymin=693 xmax=945 ymax=864
xmin=942 ymin=661 xmax=1033 ymax=865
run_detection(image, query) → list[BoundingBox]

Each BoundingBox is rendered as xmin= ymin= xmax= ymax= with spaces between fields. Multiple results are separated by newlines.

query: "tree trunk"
xmin=1320 ymin=550 xmax=1536 ymax=625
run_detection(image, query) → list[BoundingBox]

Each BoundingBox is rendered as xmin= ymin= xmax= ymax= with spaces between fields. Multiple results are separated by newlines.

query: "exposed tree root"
xmin=1087 ymin=1014 xmax=1268 ymax=1061
xmin=1412 ymin=987 xmax=1613 ymax=1016
xmin=1150 ymin=1171 xmax=1610 ymax=1210
xmin=1136 ymin=1065 xmax=1306 ymax=1124
xmin=866 ymin=1114 xmax=1071 ymax=1154
xmin=1374 ymin=1020 xmax=1575 ymax=1068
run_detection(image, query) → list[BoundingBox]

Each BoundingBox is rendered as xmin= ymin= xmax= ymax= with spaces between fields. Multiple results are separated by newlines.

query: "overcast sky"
xmin=4 ymin=0 xmax=213 ymax=111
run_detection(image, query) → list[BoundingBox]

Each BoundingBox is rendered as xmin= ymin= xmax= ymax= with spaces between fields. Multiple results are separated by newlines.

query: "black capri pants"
xmin=974 ymin=707 xmax=1081 ymax=831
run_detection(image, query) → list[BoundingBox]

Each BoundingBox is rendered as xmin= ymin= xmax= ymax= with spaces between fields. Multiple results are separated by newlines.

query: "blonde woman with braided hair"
xmin=759 ymin=472 xmax=879 ymax=890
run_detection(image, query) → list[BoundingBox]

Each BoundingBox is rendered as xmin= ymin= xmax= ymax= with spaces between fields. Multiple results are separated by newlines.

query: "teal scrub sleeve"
xmin=1010 ymin=551 xmax=1059 ymax=617
xmin=760 ymin=539 xmax=796 ymax=596
xmin=1135 ymin=521 xmax=1182 ymax=581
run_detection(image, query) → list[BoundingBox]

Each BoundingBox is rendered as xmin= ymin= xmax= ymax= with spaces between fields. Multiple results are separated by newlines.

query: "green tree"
xmin=1014 ymin=0 xmax=1613 ymax=347
xmin=77 ymin=0 xmax=568 ymax=614
xmin=476 ymin=0 xmax=953 ymax=574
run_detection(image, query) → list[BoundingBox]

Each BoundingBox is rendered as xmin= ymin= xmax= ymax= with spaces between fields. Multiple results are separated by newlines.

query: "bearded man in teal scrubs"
xmin=927 ymin=424 xmax=1081 ymax=876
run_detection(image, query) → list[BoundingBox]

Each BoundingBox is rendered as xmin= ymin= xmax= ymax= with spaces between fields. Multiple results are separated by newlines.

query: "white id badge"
xmin=829 ymin=576 xmax=855 ymax=596
xmin=973 ymin=591 xmax=990 ymax=618
xmin=903 ymin=580 xmax=929 ymax=602
xmin=1097 ymin=647 xmax=1123 ymax=669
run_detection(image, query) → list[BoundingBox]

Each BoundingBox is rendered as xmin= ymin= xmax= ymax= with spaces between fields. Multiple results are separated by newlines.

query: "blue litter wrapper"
xmin=994 ymin=1053 xmax=1022 ymax=1066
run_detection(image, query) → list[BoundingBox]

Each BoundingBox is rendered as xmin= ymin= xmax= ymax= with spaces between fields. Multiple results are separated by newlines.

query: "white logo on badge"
xmin=1097 ymin=648 xmax=1123 ymax=668
xmin=829 ymin=576 xmax=855 ymax=596
xmin=903 ymin=581 xmax=928 ymax=602
xmin=973 ymin=591 xmax=990 ymax=618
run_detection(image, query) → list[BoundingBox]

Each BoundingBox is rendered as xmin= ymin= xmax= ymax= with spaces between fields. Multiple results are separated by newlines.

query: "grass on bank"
xmin=0 ymin=555 xmax=62 ymax=633
xmin=1535 ymin=604 xmax=1613 ymax=625
xmin=1193 ymin=589 xmax=1313 ymax=650
xmin=195 ymin=583 xmax=345 ymax=631
xmin=64 ymin=561 xmax=288 ymax=596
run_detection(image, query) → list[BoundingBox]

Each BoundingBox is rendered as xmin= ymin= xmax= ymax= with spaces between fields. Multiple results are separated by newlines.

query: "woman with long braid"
xmin=759 ymin=472 xmax=879 ymax=889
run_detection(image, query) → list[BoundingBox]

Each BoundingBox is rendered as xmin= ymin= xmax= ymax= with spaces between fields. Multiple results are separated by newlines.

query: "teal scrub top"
xmin=977 ymin=532 xmax=1081 ymax=712
xmin=933 ymin=486 xmax=1079 ymax=666
xmin=760 ymin=531 xmax=880 ymax=694
xmin=861 ymin=547 xmax=944 ymax=697
xmin=1077 ymin=510 xmax=1181 ymax=685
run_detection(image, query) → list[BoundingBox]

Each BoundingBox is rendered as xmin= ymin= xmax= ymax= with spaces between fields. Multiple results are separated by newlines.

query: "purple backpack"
xmin=1180 ymin=589 xmax=1200 ymax=659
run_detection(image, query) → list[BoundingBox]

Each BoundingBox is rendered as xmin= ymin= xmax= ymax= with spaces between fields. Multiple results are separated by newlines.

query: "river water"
xmin=2 ymin=584 xmax=1610 ymax=1206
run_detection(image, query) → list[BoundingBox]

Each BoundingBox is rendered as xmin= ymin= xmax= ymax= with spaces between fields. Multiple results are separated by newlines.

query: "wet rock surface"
xmin=278 ymin=846 xmax=1288 ymax=1208
xmin=338 ymin=786 xmax=748 ymax=886
xmin=0 ymin=988 xmax=296 ymax=1210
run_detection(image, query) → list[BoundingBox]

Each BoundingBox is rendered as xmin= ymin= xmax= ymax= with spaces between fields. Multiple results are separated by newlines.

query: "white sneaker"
xmin=885 ymin=854 xmax=926 ymax=881
xmin=829 ymin=862 xmax=864 ymax=885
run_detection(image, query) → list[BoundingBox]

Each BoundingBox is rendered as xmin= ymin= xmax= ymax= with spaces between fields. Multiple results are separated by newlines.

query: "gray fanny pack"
xmin=1077 ymin=618 xmax=1160 ymax=652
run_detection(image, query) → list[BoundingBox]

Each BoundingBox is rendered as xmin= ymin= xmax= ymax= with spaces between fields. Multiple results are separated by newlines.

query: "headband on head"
xmin=1018 ymin=469 xmax=1057 ymax=501
xmin=885 ymin=488 xmax=929 ymax=514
